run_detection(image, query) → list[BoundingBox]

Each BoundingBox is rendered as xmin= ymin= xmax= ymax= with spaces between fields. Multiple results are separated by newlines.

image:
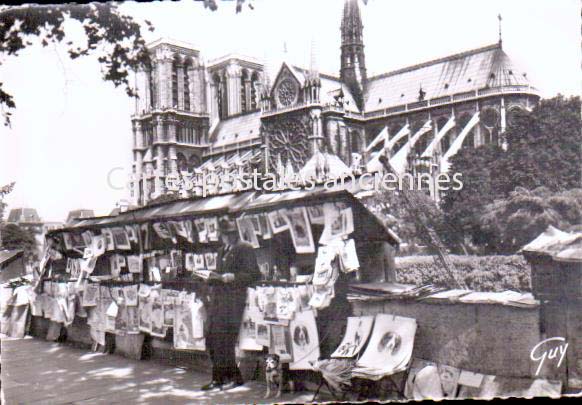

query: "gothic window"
xmin=183 ymin=59 xmax=191 ymax=111
xmin=251 ymin=72 xmax=259 ymax=110
xmin=178 ymin=124 xmax=185 ymax=143
xmin=481 ymin=107 xmax=500 ymax=145
xmin=458 ymin=113 xmax=476 ymax=149
xmin=188 ymin=155 xmax=201 ymax=171
xmin=172 ymin=58 xmax=179 ymax=108
xmin=214 ymin=74 xmax=225 ymax=119
xmin=176 ymin=153 xmax=188 ymax=172
xmin=143 ymin=123 xmax=153 ymax=146
xmin=277 ymin=78 xmax=298 ymax=107
xmin=437 ymin=117 xmax=450 ymax=155
xmin=148 ymin=68 xmax=156 ymax=108
xmin=350 ymin=130 xmax=362 ymax=153
xmin=412 ymin=119 xmax=430 ymax=156
xmin=241 ymin=69 xmax=249 ymax=113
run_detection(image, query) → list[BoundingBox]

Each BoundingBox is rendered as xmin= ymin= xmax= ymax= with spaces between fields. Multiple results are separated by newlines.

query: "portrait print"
xmin=284 ymin=207 xmax=315 ymax=254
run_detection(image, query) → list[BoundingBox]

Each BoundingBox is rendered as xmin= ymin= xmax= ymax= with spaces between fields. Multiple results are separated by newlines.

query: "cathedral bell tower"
xmin=340 ymin=0 xmax=367 ymax=111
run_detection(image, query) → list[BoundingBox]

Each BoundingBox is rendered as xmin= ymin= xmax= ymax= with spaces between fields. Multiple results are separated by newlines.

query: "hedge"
xmin=395 ymin=255 xmax=531 ymax=292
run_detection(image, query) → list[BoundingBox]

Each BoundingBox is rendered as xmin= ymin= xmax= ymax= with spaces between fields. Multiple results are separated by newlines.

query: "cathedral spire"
xmin=340 ymin=0 xmax=367 ymax=111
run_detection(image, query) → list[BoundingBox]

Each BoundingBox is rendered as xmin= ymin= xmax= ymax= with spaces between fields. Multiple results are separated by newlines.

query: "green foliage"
xmin=363 ymin=189 xmax=451 ymax=250
xmin=0 ymin=182 xmax=15 ymax=222
xmin=499 ymin=95 xmax=582 ymax=194
xmin=479 ymin=187 xmax=582 ymax=253
xmin=0 ymin=4 xmax=154 ymax=126
xmin=396 ymin=254 xmax=531 ymax=292
xmin=440 ymin=144 xmax=503 ymax=248
xmin=0 ymin=223 xmax=37 ymax=259
xmin=441 ymin=95 xmax=582 ymax=252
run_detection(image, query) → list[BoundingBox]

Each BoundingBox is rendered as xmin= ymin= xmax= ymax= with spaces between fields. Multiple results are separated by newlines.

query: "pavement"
xmin=0 ymin=336 xmax=318 ymax=404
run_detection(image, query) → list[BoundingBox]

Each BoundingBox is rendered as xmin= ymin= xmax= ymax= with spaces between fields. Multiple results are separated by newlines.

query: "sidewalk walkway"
xmin=1 ymin=337 xmax=315 ymax=404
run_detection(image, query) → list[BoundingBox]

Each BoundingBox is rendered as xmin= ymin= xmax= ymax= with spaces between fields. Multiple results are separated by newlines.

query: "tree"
xmin=440 ymin=144 xmax=504 ymax=248
xmin=0 ymin=223 xmax=37 ymax=260
xmin=497 ymin=95 xmax=581 ymax=194
xmin=478 ymin=187 xmax=582 ymax=253
xmin=0 ymin=4 xmax=154 ymax=126
xmin=441 ymin=95 xmax=581 ymax=249
xmin=0 ymin=182 xmax=14 ymax=222
xmin=363 ymin=188 xmax=455 ymax=252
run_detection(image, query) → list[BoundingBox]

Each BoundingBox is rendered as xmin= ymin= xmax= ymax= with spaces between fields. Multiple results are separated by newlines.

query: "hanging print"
xmin=284 ymin=207 xmax=315 ymax=254
xmin=289 ymin=310 xmax=320 ymax=370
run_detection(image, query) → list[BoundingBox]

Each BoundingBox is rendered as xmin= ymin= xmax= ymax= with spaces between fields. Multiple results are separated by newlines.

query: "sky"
xmin=0 ymin=0 xmax=579 ymax=222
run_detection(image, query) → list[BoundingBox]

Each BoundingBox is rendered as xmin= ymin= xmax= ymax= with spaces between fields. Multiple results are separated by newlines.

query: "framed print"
xmin=267 ymin=210 xmax=289 ymax=234
xmin=184 ymin=253 xmax=195 ymax=271
xmin=194 ymin=219 xmax=208 ymax=243
xmin=206 ymin=217 xmax=219 ymax=241
xmin=125 ymin=225 xmax=139 ymax=244
xmin=81 ymin=230 xmax=94 ymax=247
xmin=258 ymin=214 xmax=272 ymax=239
xmin=102 ymin=228 xmax=115 ymax=251
xmin=194 ymin=253 xmax=205 ymax=270
xmin=236 ymin=217 xmax=260 ymax=248
xmin=307 ymin=204 xmax=325 ymax=225
xmin=284 ymin=207 xmax=315 ymax=254
xmin=204 ymin=252 xmax=217 ymax=270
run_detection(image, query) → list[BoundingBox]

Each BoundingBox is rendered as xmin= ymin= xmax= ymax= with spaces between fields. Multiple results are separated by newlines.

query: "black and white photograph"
xmin=0 ymin=0 xmax=580 ymax=403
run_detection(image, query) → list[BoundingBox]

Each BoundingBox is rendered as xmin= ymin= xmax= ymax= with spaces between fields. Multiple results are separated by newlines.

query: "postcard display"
xmin=34 ymin=201 xmax=362 ymax=371
xmin=35 ymin=217 xmax=224 ymax=353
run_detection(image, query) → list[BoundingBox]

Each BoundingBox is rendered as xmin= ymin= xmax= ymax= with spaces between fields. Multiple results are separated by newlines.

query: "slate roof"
xmin=364 ymin=43 xmax=532 ymax=112
xmin=66 ymin=209 xmax=95 ymax=224
xmin=521 ymin=226 xmax=582 ymax=263
xmin=209 ymin=111 xmax=262 ymax=147
xmin=0 ymin=250 xmax=23 ymax=267
xmin=6 ymin=208 xmax=41 ymax=224
xmin=292 ymin=66 xmax=360 ymax=113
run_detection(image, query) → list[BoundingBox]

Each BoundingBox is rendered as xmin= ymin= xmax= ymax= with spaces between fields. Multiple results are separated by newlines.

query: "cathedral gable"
xmin=271 ymin=63 xmax=303 ymax=109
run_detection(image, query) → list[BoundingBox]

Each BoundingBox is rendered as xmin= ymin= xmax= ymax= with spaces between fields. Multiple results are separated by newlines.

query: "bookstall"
xmin=30 ymin=184 xmax=399 ymax=375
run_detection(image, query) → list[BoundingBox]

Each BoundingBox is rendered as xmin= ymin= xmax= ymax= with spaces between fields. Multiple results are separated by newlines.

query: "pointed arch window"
xmin=214 ymin=74 xmax=225 ymax=119
xmin=250 ymin=72 xmax=259 ymax=110
xmin=241 ymin=70 xmax=249 ymax=113
xmin=183 ymin=59 xmax=191 ymax=111
xmin=172 ymin=58 xmax=179 ymax=108
xmin=148 ymin=68 xmax=156 ymax=108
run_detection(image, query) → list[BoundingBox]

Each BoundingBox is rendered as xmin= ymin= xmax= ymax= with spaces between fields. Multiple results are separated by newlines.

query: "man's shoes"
xmin=201 ymin=381 xmax=222 ymax=391
xmin=221 ymin=380 xmax=244 ymax=390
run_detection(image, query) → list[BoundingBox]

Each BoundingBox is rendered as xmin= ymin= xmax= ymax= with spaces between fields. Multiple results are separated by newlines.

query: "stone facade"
xmin=129 ymin=0 xmax=539 ymax=206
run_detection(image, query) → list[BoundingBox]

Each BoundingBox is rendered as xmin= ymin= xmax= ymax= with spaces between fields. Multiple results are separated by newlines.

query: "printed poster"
xmin=276 ymin=287 xmax=297 ymax=320
xmin=270 ymin=324 xmax=292 ymax=362
xmin=289 ymin=310 xmax=320 ymax=370
xmin=149 ymin=285 xmax=165 ymax=337
xmin=237 ymin=217 xmax=260 ymax=248
xmin=284 ymin=207 xmax=315 ymax=254
xmin=162 ymin=289 xmax=179 ymax=327
xmin=332 ymin=316 xmax=374 ymax=358
xmin=238 ymin=306 xmax=263 ymax=351
xmin=82 ymin=283 xmax=99 ymax=307
xmin=256 ymin=323 xmax=270 ymax=347
xmin=267 ymin=209 xmax=289 ymax=234
xmin=174 ymin=293 xmax=205 ymax=351
xmin=353 ymin=314 xmax=417 ymax=380
xmin=138 ymin=284 xmax=152 ymax=333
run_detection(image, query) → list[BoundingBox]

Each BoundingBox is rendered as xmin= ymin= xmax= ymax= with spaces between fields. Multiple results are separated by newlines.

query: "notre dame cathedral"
xmin=129 ymin=0 xmax=539 ymax=206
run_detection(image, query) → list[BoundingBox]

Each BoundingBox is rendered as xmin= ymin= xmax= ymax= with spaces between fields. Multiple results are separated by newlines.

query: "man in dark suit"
xmin=201 ymin=217 xmax=261 ymax=391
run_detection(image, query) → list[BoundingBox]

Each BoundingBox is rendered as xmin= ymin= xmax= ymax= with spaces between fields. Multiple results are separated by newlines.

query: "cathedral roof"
xmin=364 ymin=43 xmax=532 ymax=112
xmin=291 ymin=66 xmax=361 ymax=113
xmin=209 ymin=110 xmax=262 ymax=147
xmin=6 ymin=208 xmax=42 ymax=224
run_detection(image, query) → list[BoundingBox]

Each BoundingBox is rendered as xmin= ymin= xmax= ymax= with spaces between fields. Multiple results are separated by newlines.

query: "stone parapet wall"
xmin=351 ymin=299 xmax=541 ymax=378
